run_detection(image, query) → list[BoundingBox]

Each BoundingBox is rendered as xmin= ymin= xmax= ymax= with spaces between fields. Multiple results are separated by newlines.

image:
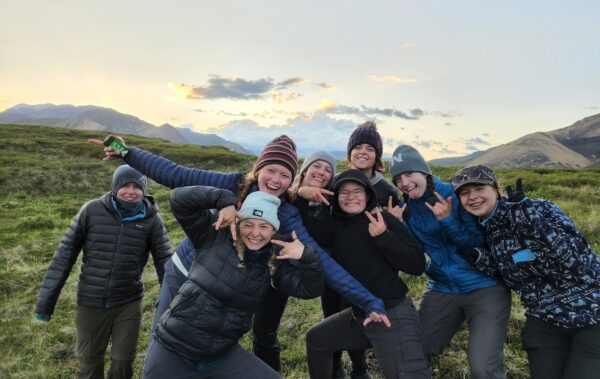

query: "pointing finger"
xmin=87 ymin=138 xmax=103 ymax=145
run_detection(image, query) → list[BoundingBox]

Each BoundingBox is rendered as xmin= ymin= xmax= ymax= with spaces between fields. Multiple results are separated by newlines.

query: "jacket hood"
xmin=331 ymin=169 xmax=378 ymax=215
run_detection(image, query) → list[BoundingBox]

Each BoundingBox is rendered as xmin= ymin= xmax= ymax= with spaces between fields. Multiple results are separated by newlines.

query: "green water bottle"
xmin=103 ymin=135 xmax=129 ymax=156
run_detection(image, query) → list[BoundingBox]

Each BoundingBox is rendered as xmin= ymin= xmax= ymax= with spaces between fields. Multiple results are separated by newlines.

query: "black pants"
xmin=521 ymin=316 xmax=600 ymax=379
xmin=321 ymin=285 xmax=368 ymax=375
xmin=252 ymin=285 xmax=289 ymax=372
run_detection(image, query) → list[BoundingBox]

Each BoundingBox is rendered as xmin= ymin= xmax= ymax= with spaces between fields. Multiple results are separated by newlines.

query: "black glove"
xmin=506 ymin=178 xmax=526 ymax=203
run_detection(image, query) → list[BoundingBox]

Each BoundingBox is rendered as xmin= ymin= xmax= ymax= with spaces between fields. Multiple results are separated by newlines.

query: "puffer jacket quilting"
xmin=155 ymin=185 xmax=323 ymax=361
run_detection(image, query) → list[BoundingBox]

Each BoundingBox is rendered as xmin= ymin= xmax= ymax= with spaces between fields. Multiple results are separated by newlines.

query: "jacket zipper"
xmin=105 ymin=223 xmax=124 ymax=308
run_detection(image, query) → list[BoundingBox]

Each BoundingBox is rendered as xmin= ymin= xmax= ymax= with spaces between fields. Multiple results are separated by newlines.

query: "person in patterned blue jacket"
xmin=388 ymin=146 xmax=511 ymax=379
xmin=89 ymin=134 xmax=390 ymax=372
xmin=452 ymin=165 xmax=600 ymax=379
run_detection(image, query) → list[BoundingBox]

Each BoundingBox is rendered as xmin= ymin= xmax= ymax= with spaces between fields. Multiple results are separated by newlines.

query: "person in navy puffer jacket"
xmin=90 ymin=134 xmax=390 ymax=373
xmin=452 ymin=165 xmax=600 ymax=379
xmin=388 ymin=146 xmax=511 ymax=379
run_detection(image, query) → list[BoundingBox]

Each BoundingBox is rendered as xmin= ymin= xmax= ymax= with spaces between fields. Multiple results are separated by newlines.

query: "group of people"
xmin=34 ymin=121 xmax=600 ymax=379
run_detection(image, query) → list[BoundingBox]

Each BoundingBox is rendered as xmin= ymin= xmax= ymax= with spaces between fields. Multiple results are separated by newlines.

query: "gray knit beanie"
xmin=389 ymin=145 xmax=432 ymax=181
xmin=298 ymin=150 xmax=337 ymax=188
xmin=111 ymin=165 xmax=147 ymax=195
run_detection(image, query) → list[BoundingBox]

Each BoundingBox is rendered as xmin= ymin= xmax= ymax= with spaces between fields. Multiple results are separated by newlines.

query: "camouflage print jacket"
xmin=474 ymin=197 xmax=600 ymax=328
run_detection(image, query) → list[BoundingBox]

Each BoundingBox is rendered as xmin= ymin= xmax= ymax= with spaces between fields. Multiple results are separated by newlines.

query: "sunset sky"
xmin=1 ymin=1 xmax=599 ymax=158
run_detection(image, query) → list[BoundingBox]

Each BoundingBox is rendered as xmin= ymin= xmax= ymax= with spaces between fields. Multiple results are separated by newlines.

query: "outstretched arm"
xmin=88 ymin=137 xmax=243 ymax=191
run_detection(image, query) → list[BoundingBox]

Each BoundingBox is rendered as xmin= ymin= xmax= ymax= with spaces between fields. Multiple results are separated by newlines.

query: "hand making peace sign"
xmin=365 ymin=208 xmax=387 ymax=237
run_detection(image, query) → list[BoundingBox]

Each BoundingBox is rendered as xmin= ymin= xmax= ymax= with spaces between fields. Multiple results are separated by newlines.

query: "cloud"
xmin=437 ymin=147 xmax=459 ymax=155
xmin=465 ymin=145 xmax=479 ymax=151
xmin=367 ymin=75 xmax=418 ymax=84
xmin=314 ymin=82 xmax=338 ymax=92
xmin=323 ymin=102 xmax=422 ymax=120
xmin=444 ymin=122 xmax=453 ymax=126
xmin=401 ymin=42 xmax=416 ymax=48
xmin=271 ymin=91 xmax=302 ymax=104
xmin=465 ymin=137 xmax=491 ymax=146
xmin=168 ymin=75 xmax=306 ymax=101
xmin=482 ymin=132 xmax=490 ymax=137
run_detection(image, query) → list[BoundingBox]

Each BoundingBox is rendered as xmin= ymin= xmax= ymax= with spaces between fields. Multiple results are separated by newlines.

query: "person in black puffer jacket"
xmin=34 ymin=165 xmax=172 ymax=379
xmin=143 ymin=187 xmax=324 ymax=379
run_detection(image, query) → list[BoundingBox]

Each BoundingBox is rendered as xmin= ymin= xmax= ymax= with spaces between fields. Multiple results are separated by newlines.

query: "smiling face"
xmin=457 ymin=183 xmax=499 ymax=218
xmin=337 ymin=181 xmax=368 ymax=215
xmin=349 ymin=144 xmax=376 ymax=172
xmin=394 ymin=172 xmax=428 ymax=199
xmin=116 ymin=183 xmax=143 ymax=202
xmin=257 ymin=164 xmax=293 ymax=197
xmin=302 ymin=160 xmax=333 ymax=189
xmin=239 ymin=218 xmax=276 ymax=251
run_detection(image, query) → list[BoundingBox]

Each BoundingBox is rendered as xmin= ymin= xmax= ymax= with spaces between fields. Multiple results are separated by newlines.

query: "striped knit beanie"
xmin=347 ymin=121 xmax=383 ymax=160
xmin=253 ymin=135 xmax=298 ymax=178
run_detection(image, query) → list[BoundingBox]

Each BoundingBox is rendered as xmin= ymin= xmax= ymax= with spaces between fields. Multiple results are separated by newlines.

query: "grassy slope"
xmin=1 ymin=124 xmax=599 ymax=378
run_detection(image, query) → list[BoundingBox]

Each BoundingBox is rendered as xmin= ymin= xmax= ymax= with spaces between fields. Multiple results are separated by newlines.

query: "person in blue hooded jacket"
xmin=388 ymin=145 xmax=511 ymax=379
xmin=89 ymin=135 xmax=390 ymax=373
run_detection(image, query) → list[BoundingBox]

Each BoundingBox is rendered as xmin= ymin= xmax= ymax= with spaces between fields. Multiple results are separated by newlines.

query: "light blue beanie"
xmin=238 ymin=192 xmax=281 ymax=230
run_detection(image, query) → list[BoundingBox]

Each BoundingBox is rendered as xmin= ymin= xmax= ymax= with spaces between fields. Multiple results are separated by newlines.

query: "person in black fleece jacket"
xmin=306 ymin=169 xmax=431 ymax=379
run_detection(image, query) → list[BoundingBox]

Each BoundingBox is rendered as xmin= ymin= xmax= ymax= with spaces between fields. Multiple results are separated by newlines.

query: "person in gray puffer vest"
xmin=35 ymin=165 xmax=172 ymax=379
xmin=143 ymin=187 xmax=324 ymax=379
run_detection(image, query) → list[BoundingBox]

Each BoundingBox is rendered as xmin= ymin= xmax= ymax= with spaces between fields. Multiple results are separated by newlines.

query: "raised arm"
xmin=272 ymin=244 xmax=324 ymax=299
xmin=35 ymin=203 xmax=89 ymax=317
xmin=277 ymin=203 xmax=386 ymax=315
xmin=373 ymin=213 xmax=426 ymax=275
xmin=170 ymin=186 xmax=238 ymax=248
xmin=437 ymin=192 xmax=486 ymax=250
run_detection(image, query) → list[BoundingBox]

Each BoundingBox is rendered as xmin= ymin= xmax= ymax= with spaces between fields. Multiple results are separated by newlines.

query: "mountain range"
xmin=1 ymin=103 xmax=599 ymax=168
xmin=0 ymin=103 xmax=249 ymax=154
xmin=429 ymin=113 xmax=600 ymax=168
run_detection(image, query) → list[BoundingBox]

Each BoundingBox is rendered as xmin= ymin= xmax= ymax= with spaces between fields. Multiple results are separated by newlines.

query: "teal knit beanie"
xmin=238 ymin=192 xmax=281 ymax=230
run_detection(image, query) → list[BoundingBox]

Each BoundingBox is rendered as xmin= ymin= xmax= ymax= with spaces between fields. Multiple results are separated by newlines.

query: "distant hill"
xmin=434 ymin=113 xmax=600 ymax=168
xmin=429 ymin=150 xmax=487 ymax=167
xmin=0 ymin=103 xmax=250 ymax=154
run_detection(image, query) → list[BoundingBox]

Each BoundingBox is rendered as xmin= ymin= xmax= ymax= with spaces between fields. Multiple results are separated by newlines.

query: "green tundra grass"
xmin=1 ymin=124 xmax=599 ymax=378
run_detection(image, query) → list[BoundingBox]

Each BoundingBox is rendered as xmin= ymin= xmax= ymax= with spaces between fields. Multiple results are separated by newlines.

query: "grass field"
xmin=1 ymin=124 xmax=599 ymax=378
